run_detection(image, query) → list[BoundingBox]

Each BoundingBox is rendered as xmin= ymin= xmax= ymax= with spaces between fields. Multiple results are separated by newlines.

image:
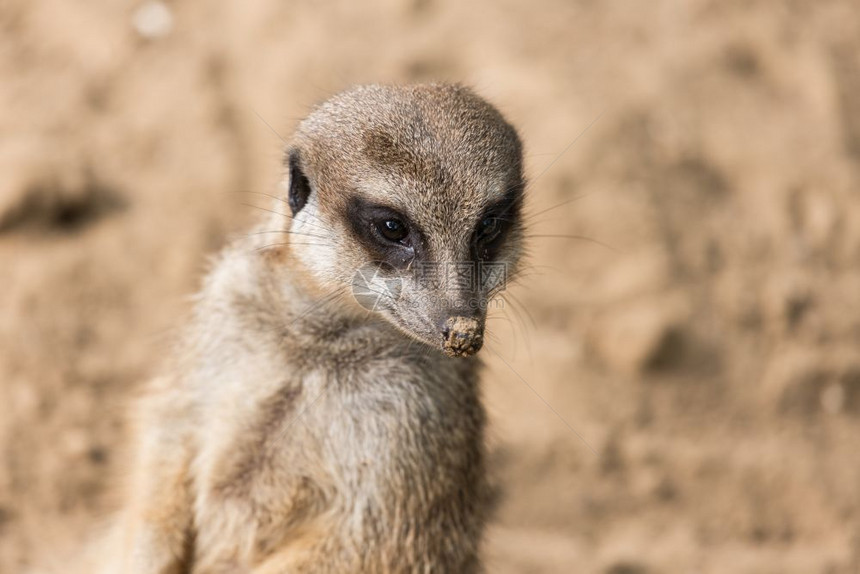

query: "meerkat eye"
xmin=472 ymin=210 xmax=514 ymax=261
xmin=375 ymin=218 xmax=409 ymax=243
xmin=478 ymin=216 xmax=501 ymax=242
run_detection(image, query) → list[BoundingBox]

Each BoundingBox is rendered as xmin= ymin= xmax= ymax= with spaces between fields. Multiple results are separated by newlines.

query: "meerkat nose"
xmin=441 ymin=316 xmax=484 ymax=358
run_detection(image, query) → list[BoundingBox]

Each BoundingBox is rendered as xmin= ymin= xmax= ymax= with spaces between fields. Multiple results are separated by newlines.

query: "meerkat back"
xmin=95 ymin=83 xmax=527 ymax=574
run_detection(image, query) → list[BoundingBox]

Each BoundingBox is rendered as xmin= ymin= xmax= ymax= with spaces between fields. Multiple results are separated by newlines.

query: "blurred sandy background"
xmin=2 ymin=0 xmax=860 ymax=572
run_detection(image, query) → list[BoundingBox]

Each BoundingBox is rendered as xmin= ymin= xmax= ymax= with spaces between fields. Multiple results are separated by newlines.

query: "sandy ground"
xmin=2 ymin=0 xmax=860 ymax=572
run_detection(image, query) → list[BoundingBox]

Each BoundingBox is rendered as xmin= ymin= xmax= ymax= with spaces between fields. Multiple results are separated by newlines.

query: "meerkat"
xmin=104 ymin=83 xmax=526 ymax=573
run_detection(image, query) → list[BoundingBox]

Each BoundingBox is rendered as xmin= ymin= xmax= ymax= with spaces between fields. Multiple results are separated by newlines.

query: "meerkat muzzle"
xmin=441 ymin=316 xmax=484 ymax=357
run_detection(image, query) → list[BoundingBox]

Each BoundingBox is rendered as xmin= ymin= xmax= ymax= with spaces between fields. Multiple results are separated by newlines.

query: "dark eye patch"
xmin=345 ymin=196 xmax=423 ymax=268
xmin=472 ymin=181 xmax=523 ymax=261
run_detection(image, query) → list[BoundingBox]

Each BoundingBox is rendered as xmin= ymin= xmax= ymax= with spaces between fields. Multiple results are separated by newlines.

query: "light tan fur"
xmin=101 ymin=83 xmax=526 ymax=573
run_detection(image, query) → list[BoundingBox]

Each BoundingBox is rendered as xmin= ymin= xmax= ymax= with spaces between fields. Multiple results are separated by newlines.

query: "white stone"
xmin=132 ymin=1 xmax=174 ymax=39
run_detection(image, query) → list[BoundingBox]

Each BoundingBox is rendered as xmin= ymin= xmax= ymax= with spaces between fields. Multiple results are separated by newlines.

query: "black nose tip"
xmin=441 ymin=316 xmax=484 ymax=357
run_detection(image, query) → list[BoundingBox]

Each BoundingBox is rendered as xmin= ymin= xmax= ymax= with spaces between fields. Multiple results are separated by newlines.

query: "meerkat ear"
xmin=287 ymin=149 xmax=311 ymax=216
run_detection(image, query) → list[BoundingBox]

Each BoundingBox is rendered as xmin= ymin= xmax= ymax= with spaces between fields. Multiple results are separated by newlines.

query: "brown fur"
xmin=102 ymin=83 xmax=526 ymax=573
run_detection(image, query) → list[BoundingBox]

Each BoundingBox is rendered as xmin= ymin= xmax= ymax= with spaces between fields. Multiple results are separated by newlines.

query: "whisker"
xmin=505 ymin=290 xmax=538 ymax=331
xmin=525 ymin=191 xmax=598 ymax=220
xmin=524 ymin=233 xmax=620 ymax=253
xmin=489 ymin=109 xmax=605 ymax=223
xmin=259 ymin=286 xmax=349 ymax=334
xmin=231 ymin=190 xmax=289 ymax=206
xmin=283 ymin=287 xmax=348 ymax=328
xmin=252 ymin=109 xmax=288 ymax=144
xmin=232 ymin=192 xmax=331 ymax=234
xmin=239 ymin=203 xmax=333 ymax=240
xmin=484 ymin=330 xmax=504 ymax=348
xmin=293 ymin=210 xmax=339 ymax=235
xmin=254 ymin=242 xmax=328 ymax=251
xmin=348 ymin=282 xmax=394 ymax=300
xmin=241 ymin=202 xmax=292 ymax=220
xmin=498 ymin=293 xmax=533 ymax=360
xmin=485 ymin=345 xmax=597 ymax=455
xmin=245 ymin=229 xmax=330 ymax=241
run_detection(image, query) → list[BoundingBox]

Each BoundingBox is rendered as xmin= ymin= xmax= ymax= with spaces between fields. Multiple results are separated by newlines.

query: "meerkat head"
xmin=283 ymin=84 xmax=525 ymax=358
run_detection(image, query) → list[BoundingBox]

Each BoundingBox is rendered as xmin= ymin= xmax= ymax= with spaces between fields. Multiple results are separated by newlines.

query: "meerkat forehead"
xmin=293 ymin=83 xmax=524 ymax=223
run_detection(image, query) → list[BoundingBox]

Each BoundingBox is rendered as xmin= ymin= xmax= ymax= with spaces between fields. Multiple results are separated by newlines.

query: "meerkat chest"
xmin=281 ymin=361 xmax=483 ymax=499
xmin=195 ymin=358 xmax=484 ymax=560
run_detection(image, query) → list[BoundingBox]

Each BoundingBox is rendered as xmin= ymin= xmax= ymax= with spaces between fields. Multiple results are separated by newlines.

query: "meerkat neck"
xmin=228 ymin=229 xmax=392 ymax=351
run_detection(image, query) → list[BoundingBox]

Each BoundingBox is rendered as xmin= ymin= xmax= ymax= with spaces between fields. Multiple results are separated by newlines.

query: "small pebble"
xmin=132 ymin=1 xmax=174 ymax=39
